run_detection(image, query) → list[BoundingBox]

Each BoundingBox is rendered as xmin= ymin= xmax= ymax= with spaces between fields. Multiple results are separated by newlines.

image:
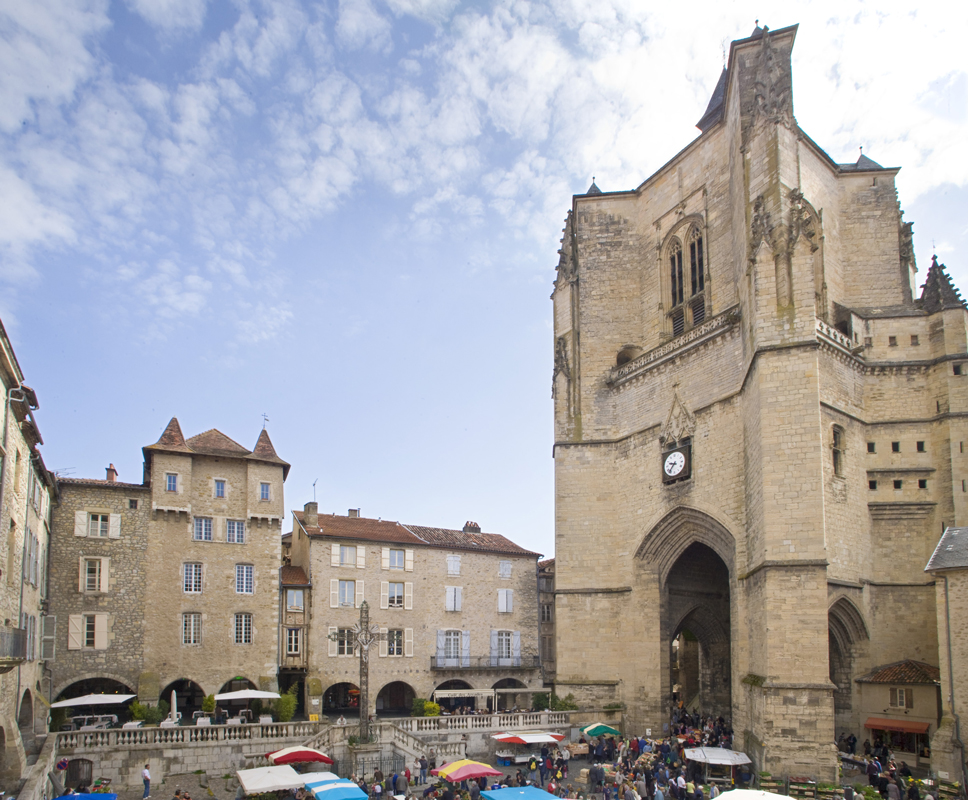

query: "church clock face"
xmin=661 ymin=443 xmax=691 ymax=484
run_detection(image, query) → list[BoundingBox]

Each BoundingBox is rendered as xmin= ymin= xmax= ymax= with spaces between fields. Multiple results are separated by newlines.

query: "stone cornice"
xmin=607 ymin=307 xmax=740 ymax=387
xmin=555 ymin=586 xmax=632 ymax=595
xmin=867 ymin=502 xmax=936 ymax=519
xmin=738 ymin=559 xmax=828 ymax=580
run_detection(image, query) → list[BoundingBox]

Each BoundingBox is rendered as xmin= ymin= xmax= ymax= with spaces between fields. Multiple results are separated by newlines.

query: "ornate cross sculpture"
xmin=328 ymin=600 xmax=385 ymax=741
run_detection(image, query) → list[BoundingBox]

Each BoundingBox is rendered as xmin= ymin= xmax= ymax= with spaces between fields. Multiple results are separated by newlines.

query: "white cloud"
xmin=336 ymin=0 xmax=392 ymax=53
xmin=123 ymin=0 xmax=208 ymax=32
xmin=384 ymin=0 xmax=458 ymax=24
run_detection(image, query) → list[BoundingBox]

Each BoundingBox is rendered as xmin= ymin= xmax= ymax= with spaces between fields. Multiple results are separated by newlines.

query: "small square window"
xmin=917 ymin=441 xmax=925 ymax=452
xmin=88 ymin=514 xmax=109 ymax=538
xmin=893 ymin=479 xmax=903 ymax=490
xmin=864 ymin=337 xmax=873 ymax=348
xmin=955 ymin=364 xmax=964 ymax=376
xmin=166 ymin=474 xmax=177 ymax=492
xmin=260 ymin=482 xmax=270 ymax=501
xmin=193 ymin=517 xmax=213 ymax=541
xmin=215 ymin=480 xmax=225 ymax=498
xmin=867 ymin=442 xmax=876 ymax=454
xmin=888 ymin=336 xmax=897 ymax=347
xmin=128 ymin=499 xmax=139 ymax=510
xmin=918 ymin=479 xmax=927 ymax=489
xmin=869 ymin=480 xmax=877 ymax=491
xmin=911 ymin=335 xmax=919 ymax=346
xmin=892 ymin=442 xmax=900 ymax=453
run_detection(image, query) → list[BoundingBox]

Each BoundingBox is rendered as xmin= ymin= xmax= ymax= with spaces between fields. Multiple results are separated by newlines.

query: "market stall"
xmin=236 ymin=766 xmax=306 ymax=795
xmin=683 ymin=748 xmax=752 ymax=787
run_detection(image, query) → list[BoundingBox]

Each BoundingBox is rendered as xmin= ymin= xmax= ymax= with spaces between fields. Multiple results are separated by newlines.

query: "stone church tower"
xmin=552 ymin=24 xmax=968 ymax=780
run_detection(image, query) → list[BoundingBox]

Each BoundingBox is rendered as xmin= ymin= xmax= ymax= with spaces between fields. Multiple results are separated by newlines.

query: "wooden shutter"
xmin=328 ymin=626 xmax=338 ymax=657
xmin=100 ymin=558 xmax=110 ymax=593
xmin=93 ymin=614 xmax=108 ymax=649
xmin=512 ymin=631 xmax=521 ymax=665
xmin=78 ymin=557 xmax=86 ymax=592
xmin=498 ymin=590 xmax=507 ymax=613
xmin=381 ymin=581 xmax=389 ymax=610
xmin=331 ymin=544 xmax=340 ymax=567
xmin=379 ymin=627 xmax=388 ymax=658
xmin=506 ymin=589 xmax=513 ymax=612
xmin=405 ymin=549 xmax=414 ymax=572
xmin=404 ymin=628 xmax=413 ymax=657
xmin=890 ymin=688 xmax=898 ymax=706
xmin=41 ymin=616 xmax=56 ymax=661
xmin=906 ymin=690 xmax=914 ymax=709
xmin=356 ymin=547 xmax=365 ymax=569
xmin=67 ymin=615 xmax=83 ymax=650
xmin=74 ymin=511 xmax=87 ymax=537
xmin=382 ymin=548 xmax=390 ymax=569
xmin=108 ymin=514 xmax=121 ymax=539
xmin=446 ymin=586 xmax=455 ymax=612
xmin=455 ymin=586 xmax=462 ymax=611
xmin=461 ymin=630 xmax=470 ymax=667
xmin=330 ymin=579 xmax=339 ymax=608
xmin=355 ymin=580 xmax=364 ymax=608
xmin=490 ymin=629 xmax=498 ymax=665
xmin=404 ymin=582 xmax=413 ymax=610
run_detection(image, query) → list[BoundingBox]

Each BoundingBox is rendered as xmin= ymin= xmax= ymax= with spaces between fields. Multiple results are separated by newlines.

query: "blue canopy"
xmin=482 ymin=788 xmax=557 ymax=800
xmin=57 ymin=795 xmax=118 ymax=800
xmin=306 ymin=780 xmax=367 ymax=800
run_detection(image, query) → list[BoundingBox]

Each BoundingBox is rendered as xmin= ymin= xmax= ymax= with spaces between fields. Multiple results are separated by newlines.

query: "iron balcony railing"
xmin=0 ymin=627 xmax=28 ymax=673
xmin=430 ymin=655 xmax=540 ymax=670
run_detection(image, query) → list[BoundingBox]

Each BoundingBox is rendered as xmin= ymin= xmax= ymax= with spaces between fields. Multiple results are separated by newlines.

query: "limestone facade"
xmin=0 ymin=320 xmax=55 ymax=789
xmin=288 ymin=504 xmax=542 ymax=718
xmin=551 ymin=23 xmax=966 ymax=781
xmin=538 ymin=558 xmax=555 ymax=684
xmin=47 ymin=419 xmax=289 ymax=712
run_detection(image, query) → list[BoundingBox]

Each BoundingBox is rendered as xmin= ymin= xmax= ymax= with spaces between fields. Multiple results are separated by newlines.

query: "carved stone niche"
xmin=659 ymin=390 xmax=696 ymax=447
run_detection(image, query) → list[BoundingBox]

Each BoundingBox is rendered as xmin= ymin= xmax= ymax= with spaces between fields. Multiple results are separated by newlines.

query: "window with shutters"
xmin=184 ymin=563 xmax=203 ymax=593
xmin=236 ymin=565 xmax=254 ymax=594
xmin=340 ymin=545 xmax=356 ymax=567
xmin=183 ymin=613 xmax=202 ymax=645
xmin=388 ymin=548 xmax=404 ymax=569
xmin=337 ymin=628 xmax=355 ymax=655
xmin=338 ymin=580 xmax=355 ymax=607
xmin=286 ymin=628 xmax=302 ymax=655
xmin=193 ymin=517 xmax=213 ymax=541
xmin=234 ymin=613 xmax=252 ymax=644
xmin=68 ymin=614 xmax=107 ymax=650
xmin=497 ymin=630 xmax=513 ymax=659
xmin=890 ymin=687 xmax=914 ymax=709
xmin=499 ymin=561 xmax=512 ymax=579
xmin=447 ymin=554 xmax=461 ymax=576
xmin=445 ymin=586 xmax=462 ymax=612
xmin=89 ymin=514 xmax=109 ymax=538
xmin=226 ymin=520 xmax=245 ymax=543
xmin=387 ymin=582 xmax=404 ymax=608
xmin=84 ymin=559 xmax=102 ymax=593
xmin=387 ymin=629 xmax=403 ymax=656
xmin=498 ymin=589 xmax=514 ymax=613
xmin=444 ymin=630 xmax=461 ymax=660
xmin=84 ymin=615 xmax=97 ymax=648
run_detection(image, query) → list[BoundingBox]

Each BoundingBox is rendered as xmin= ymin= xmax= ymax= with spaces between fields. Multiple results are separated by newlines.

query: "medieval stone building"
xmin=551 ymin=24 xmax=966 ymax=780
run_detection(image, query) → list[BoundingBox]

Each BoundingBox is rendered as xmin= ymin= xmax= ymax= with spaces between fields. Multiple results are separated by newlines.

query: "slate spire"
xmin=920 ymin=255 xmax=966 ymax=313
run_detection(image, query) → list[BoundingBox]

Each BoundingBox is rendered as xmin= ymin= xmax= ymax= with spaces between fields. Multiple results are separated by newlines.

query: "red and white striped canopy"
xmin=492 ymin=732 xmax=566 ymax=745
xmin=266 ymin=747 xmax=334 ymax=765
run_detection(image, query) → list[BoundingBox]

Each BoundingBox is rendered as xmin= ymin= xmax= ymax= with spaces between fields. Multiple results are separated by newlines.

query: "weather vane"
xmin=262 ymin=413 xmax=269 ymax=429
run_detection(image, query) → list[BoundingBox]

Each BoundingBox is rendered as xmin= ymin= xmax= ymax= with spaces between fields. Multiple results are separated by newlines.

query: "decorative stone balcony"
xmin=0 ymin=626 xmax=27 ymax=674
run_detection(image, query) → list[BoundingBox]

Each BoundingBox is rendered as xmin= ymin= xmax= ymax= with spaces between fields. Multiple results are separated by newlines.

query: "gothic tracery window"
xmin=666 ymin=224 xmax=707 ymax=336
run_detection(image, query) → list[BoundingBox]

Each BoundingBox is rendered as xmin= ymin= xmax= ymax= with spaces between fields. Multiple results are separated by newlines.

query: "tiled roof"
xmin=538 ymin=558 xmax=555 ymax=568
xmin=187 ymin=429 xmax=250 ymax=456
xmin=293 ymin=511 xmax=540 ymax=557
xmin=281 ymin=565 xmax=310 ymax=586
xmin=147 ymin=417 xmax=192 ymax=453
xmin=404 ymin=524 xmax=540 ymax=557
xmin=249 ymin=429 xmax=290 ymax=475
xmin=59 ymin=477 xmax=148 ymax=491
xmin=925 ymin=526 xmax=968 ymax=571
xmin=856 ymin=660 xmax=940 ymax=685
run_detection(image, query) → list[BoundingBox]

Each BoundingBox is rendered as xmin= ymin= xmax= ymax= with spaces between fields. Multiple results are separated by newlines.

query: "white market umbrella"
xmin=51 ymin=694 xmax=136 ymax=708
xmin=170 ymin=689 xmax=178 ymax=723
xmin=719 ymin=791 xmax=793 ymax=800
xmin=237 ymin=766 xmax=306 ymax=794
xmin=683 ymin=748 xmax=752 ymax=766
xmin=215 ymin=690 xmax=281 ymax=701
xmin=492 ymin=732 xmax=566 ymax=745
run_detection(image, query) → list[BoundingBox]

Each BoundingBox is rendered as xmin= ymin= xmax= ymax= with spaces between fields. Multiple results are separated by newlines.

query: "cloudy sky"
xmin=2 ymin=0 xmax=967 ymax=557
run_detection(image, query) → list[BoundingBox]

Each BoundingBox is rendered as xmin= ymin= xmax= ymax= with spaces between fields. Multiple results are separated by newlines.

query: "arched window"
xmin=670 ymin=239 xmax=684 ymax=307
xmin=832 ymin=426 xmax=845 ymax=477
xmin=689 ymin=228 xmax=704 ymax=296
xmin=664 ymin=222 xmax=708 ymax=337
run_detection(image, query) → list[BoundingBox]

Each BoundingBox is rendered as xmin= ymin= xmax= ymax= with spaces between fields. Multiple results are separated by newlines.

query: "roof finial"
xmin=262 ymin=412 xmax=270 ymax=429
xmin=859 ymin=146 xmax=863 ymax=155
xmin=313 ymin=478 xmax=318 ymax=502
xmin=755 ymin=19 xmax=759 ymax=26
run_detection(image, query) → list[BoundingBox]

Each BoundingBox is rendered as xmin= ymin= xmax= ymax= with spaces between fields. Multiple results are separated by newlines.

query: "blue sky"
xmin=2 ymin=0 xmax=967 ymax=558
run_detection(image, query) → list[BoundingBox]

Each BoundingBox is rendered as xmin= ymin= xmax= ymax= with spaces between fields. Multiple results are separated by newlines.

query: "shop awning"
xmin=864 ymin=717 xmax=930 ymax=734
xmin=433 ymin=689 xmax=496 ymax=700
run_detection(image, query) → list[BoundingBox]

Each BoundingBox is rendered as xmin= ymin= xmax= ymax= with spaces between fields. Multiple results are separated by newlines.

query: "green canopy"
xmin=581 ymin=723 xmax=621 ymax=737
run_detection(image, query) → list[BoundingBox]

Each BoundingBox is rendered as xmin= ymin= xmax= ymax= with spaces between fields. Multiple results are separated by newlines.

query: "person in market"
xmin=561 ymin=744 xmax=571 ymax=777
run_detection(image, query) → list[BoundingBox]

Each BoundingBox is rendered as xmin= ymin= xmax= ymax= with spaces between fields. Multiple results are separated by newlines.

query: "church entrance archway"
xmin=665 ymin=542 xmax=732 ymax=720
xmin=828 ymin=597 xmax=869 ymax=736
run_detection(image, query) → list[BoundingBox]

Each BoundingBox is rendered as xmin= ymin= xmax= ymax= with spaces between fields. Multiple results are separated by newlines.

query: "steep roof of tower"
xmin=585 ymin=180 xmax=602 ymax=195
xmin=143 ymin=419 xmax=289 ymax=478
xmin=187 ymin=428 xmax=250 ymax=456
xmin=148 ymin=417 xmax=192 ymax=453
xmin=925 ymin=526 xmax=968 ymax=571
xmin=920 ymin=255 xmax=967 ymax=314
xmin=249 ymin=429 xmax=290 ymax=478
xmin=839 ymin=153 xmax=885 ymax=172
xmin=696 ymin=68 xmax=728 ymax=132
xmin=856 ymin=660 xmax=941 ymax=685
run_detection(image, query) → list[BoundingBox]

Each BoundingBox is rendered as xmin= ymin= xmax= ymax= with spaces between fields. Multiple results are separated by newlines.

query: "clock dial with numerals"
xmin=664 ymin=450 xmax=686 ymax=476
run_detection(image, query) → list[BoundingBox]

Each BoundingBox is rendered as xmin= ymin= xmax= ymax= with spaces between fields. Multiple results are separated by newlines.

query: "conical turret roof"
xmin=920 ymin=255 xmax=966 ymax=313
xmin=249 ymin=428 xmax=291 ymax=478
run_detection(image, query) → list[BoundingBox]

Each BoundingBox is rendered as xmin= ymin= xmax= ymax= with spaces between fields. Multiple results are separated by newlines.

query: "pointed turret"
xmin=585 ymin=180 xmax=602 ymax=195
xmin=147 ymin=417 xmax=192 ymax=453
xmin=920 ymin=255 xmax=967 ymax=313
xmin=249 ymin=429 xmax=291 ymax=479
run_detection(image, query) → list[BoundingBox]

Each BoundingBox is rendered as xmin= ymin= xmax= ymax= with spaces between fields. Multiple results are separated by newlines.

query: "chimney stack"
xmin=106 ymin=464 xmax=118 ymax=482
xmin=463 ymin=521 xmax=481 ymax=533
xmin=348 ymin=508 xmax=360 ymax=518
xmin=303 ymin=501 xmax=318 ymax=528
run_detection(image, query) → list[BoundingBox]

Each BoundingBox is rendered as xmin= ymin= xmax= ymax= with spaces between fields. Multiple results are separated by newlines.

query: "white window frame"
xmin=166 ymin=473 xmax=178 ymax=492
xmin=499 ymin=560 xmax=512 ymax=579
xmin=183 ymin=612 xmax=202 ymax=645
xmin=226 ymin=519 xmax=246 ymax=544
xmin=67 ymin=614 xmax=107 ymax=650
xmin=184 ymin=563 xmax=203 ymax=594
xmin=444 ymin=630 xmax=461 ymax=660
xmin=387 ymin=628 xmax=404 ymax=657
xmin=336 ymin=628 xmax=355 ymax=656
xmin=84 ymin=558 xmax=102 ymax=593
xmin=286 ymin=627 xmax=302 ymax=655
xmin=193 ymin=517 xmax=213 ymax=541
xmin=286 ymin=589 xmax=304 ymax=611
xmin=260 ymin=482 xmax=270 ymax=501
xmin=388 ymin=548 xmax=405 ymax=570
xmin=234 ymin=612 xmax=252 ymax=644
xmin=388 ymin=581 xmax=404 ymax=608
xmin=497 ymin=630 xmax=513 ymax=660
xmin=236 ymin=564 xmax=254 ymax=594
xmin=89 ymin=514 xmax=109 ymax=538
xmin=338 ymin=580 xmax=355 ymax=607
xmin=447 ymin=554 xmax=461 ymax=576
xmin=339 ymin=545 xmax=357 ymax=567
xmin=214 ymin=479 xmax=226 ymax=498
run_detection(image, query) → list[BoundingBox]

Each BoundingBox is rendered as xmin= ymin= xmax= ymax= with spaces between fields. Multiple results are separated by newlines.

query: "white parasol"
xmin=51 ymin=694 xmax=136 ymax=708
xmin=214 ymin=690 xmax=281 ymax=701
xmin=170 ymin=689 xmax=178 ymax=723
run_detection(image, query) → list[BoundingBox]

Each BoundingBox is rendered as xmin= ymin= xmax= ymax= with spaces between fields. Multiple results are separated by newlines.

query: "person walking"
xmin=419 ymin=756 xmax=428 ymax=785
xmin=142 ymin=764 xmax=151 ymax=799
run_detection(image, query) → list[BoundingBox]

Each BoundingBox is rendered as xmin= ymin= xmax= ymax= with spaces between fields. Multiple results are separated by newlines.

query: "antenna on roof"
xmin=262 ymin=413 xmax=270 ymax=429
xmin=722 ymin=38 xmax=727 ymax=67
xmin=313 ymin=478 xmax=318 ymax=502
